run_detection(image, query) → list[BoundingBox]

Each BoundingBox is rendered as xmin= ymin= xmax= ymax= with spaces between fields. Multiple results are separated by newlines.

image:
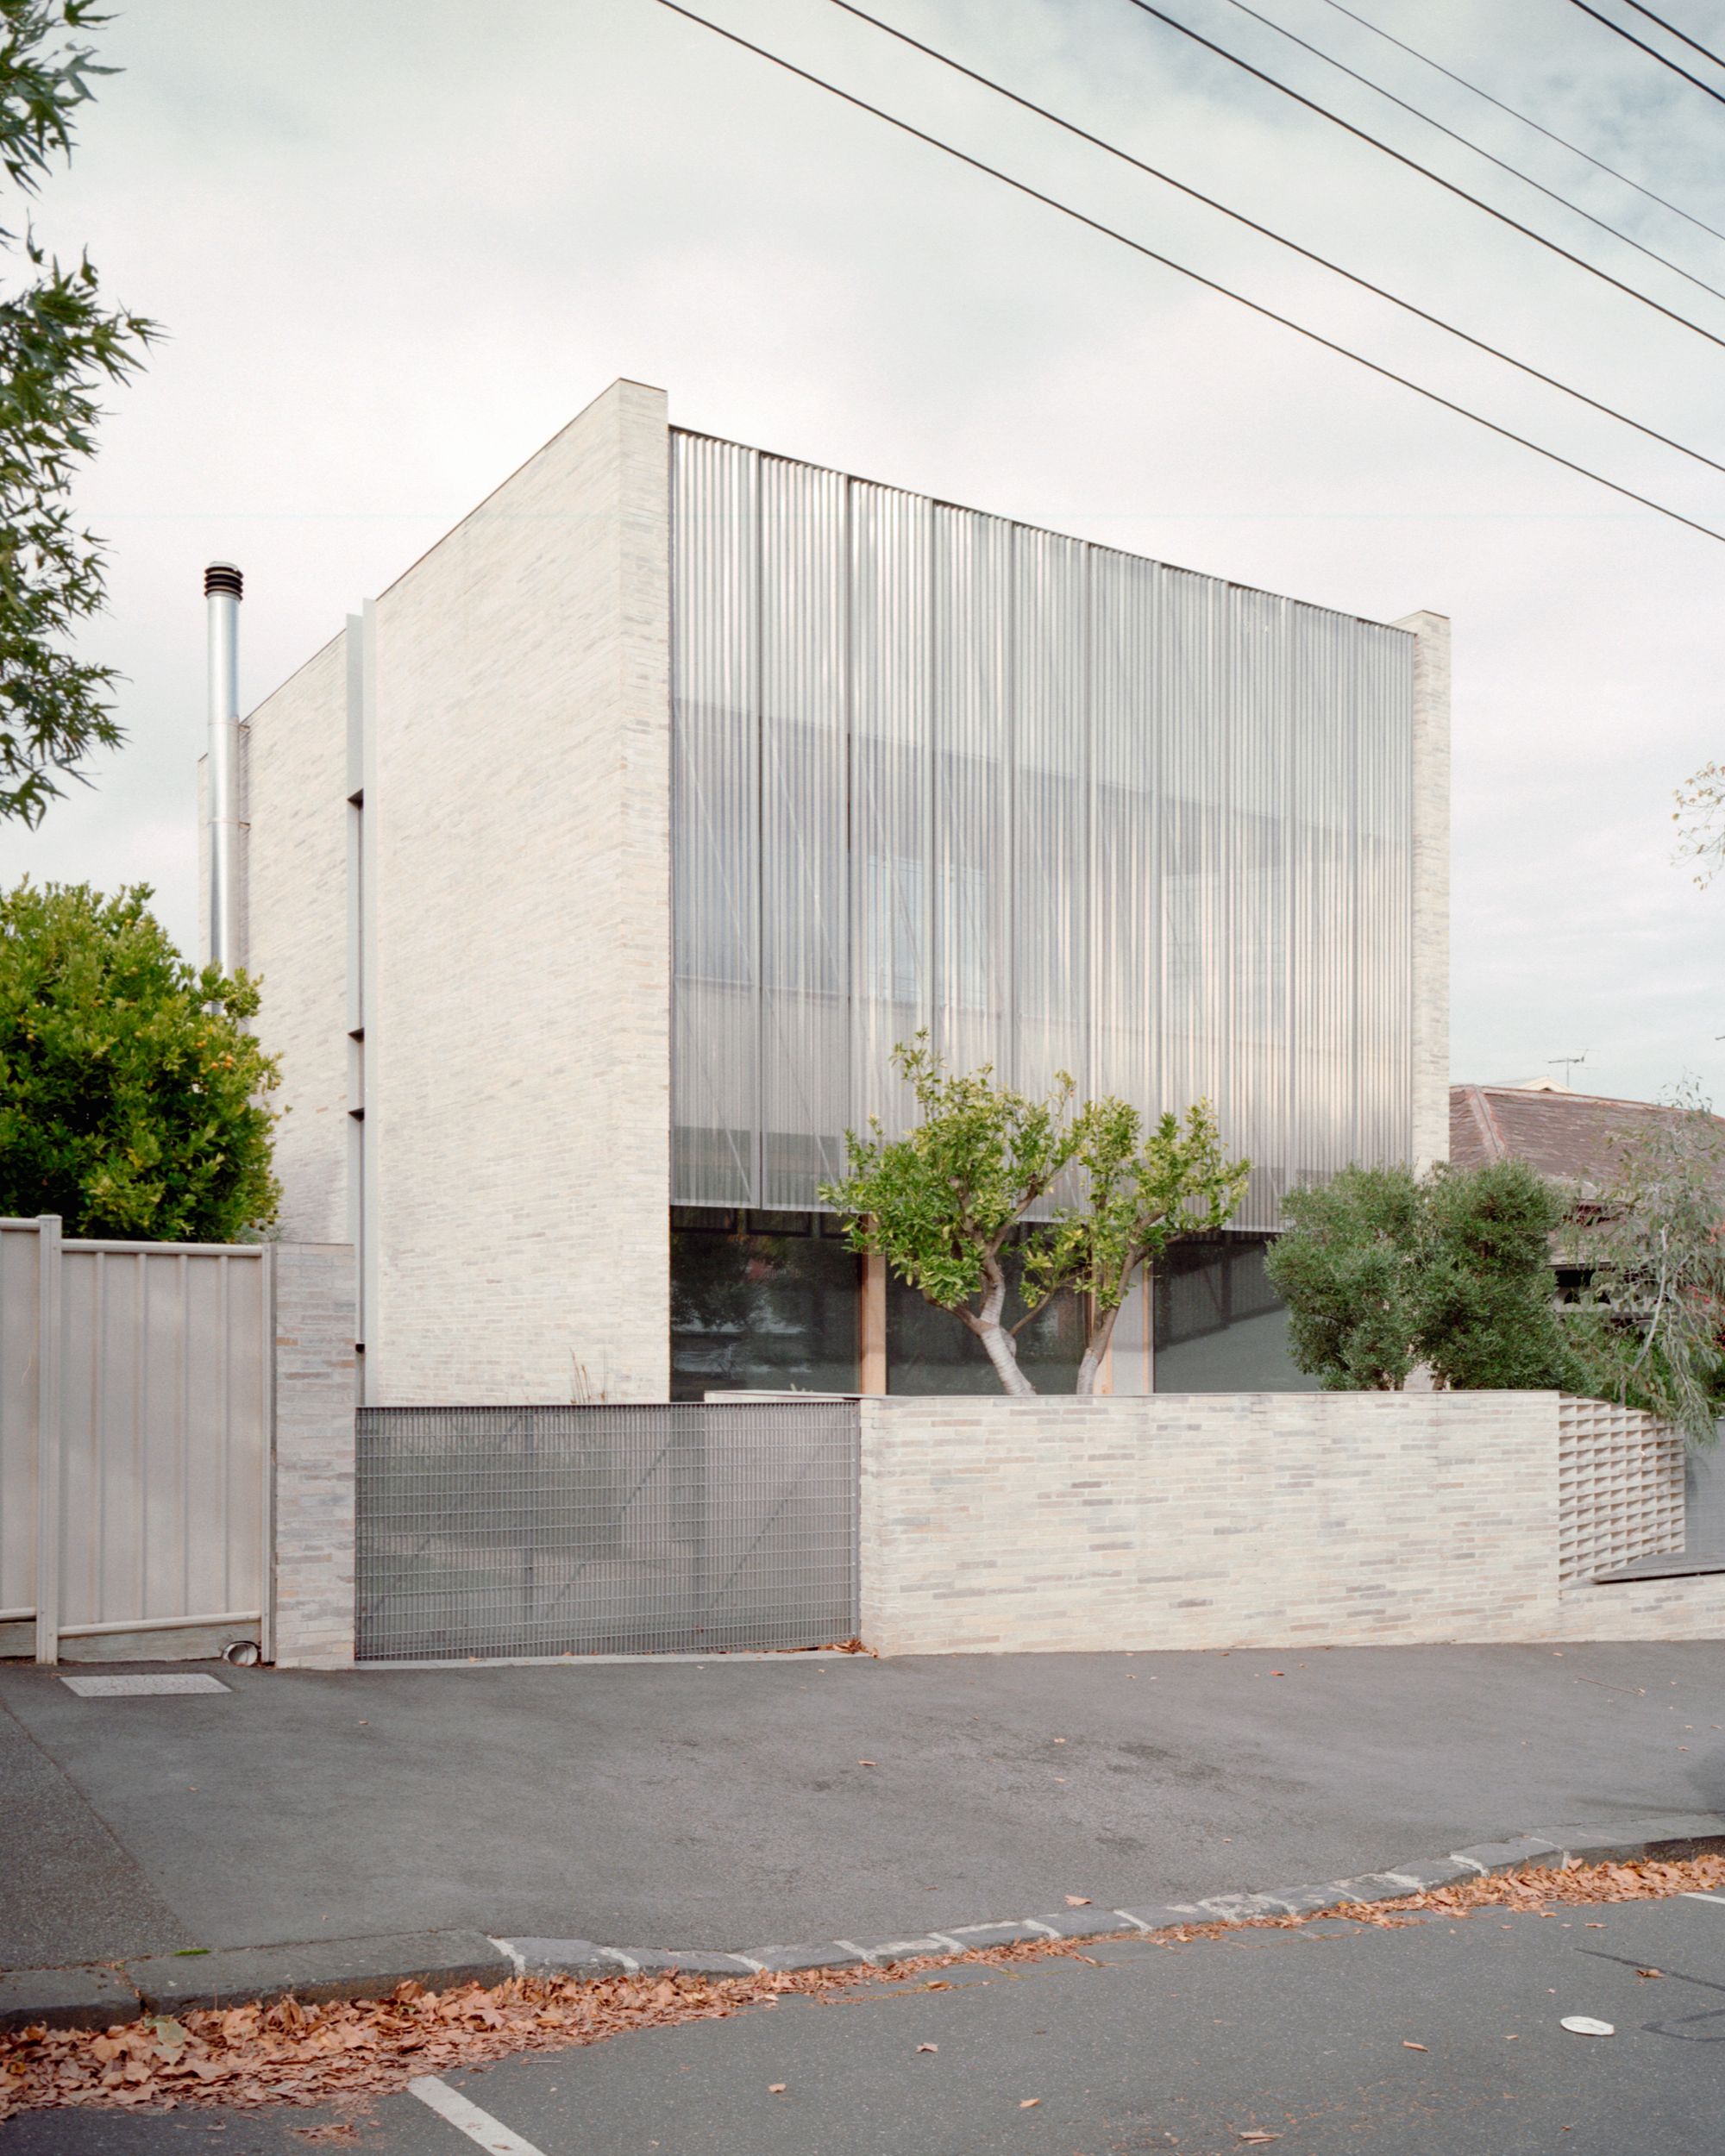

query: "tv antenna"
xmin=1549 ymin=1051 xmax=1589 ymax=1087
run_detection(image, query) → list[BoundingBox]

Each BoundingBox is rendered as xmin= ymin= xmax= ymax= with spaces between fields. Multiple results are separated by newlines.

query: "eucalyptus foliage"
xmin=0 ymin=881 xmax=280 ymax=1239
xmin=1 ymin=2 xmax=154 ymax=824
xmin=1566 ymin=1088 xmax=1725 ymax=1446
xmin=1266 ymin=1159 xmax=1575 ymax=1393
xmin=821 ymin=1036 xmax=1249 ymax=1394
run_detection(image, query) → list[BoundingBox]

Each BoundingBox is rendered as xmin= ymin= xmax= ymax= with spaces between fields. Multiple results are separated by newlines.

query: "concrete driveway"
xmin=2 ymin=1640 xmax=1721 ymax=1970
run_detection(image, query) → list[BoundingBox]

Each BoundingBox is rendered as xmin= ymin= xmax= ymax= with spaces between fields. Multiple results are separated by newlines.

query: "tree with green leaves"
xmin=820 ymin=1036 xmax=1249 ymax=1395
xmin=820 ymin=1038 xmax=1078 ymax=1395
xmin=1024 ymin=1099 xmax=1250 ymax=1394
xmin=1264 ymin=1164 xmax=1426 ymax=1390
xmin=0 ymin=881 xmax=280 ymax=1239
xmin=2 ymin=2 xmax=154 ymax=824
xmin=1566 ymin=1088 xmax=1725 ymax=1446
xmin=1266 ymin=1159 xmax=1576 ymax=1392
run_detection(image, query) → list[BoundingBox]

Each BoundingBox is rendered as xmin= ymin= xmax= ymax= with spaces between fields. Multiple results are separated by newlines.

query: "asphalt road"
xmin=9 ymin=1892 xmax=1725 ymax=2153
xmin=3 ymin=1641 xmax=1722 ymax=1966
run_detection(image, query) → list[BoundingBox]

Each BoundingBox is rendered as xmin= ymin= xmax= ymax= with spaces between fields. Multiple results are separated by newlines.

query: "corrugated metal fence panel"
xmin=0 ymin=1224 xmax=41 ymax=1622
xmin=355 ymin=1400 xmax=860 ymax=1661
xmin=55 ymin=1243 xmax=270 ymax=1639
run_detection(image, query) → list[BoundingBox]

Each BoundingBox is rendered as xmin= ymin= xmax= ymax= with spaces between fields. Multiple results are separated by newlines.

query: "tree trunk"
xmin=960 ymin=1260 xmax=1037 ymax=1395
xmin=1075 ymin=1298 xmax=1122 ymax=1396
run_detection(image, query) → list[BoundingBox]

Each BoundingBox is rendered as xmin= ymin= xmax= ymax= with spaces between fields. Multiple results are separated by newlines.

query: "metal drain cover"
xmin=59 ymin=1673 xmax=231 ymax=1697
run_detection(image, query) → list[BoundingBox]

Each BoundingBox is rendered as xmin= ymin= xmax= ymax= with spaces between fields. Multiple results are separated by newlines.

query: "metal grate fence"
xmin=355 ymin=1400 xmax=859 ymax=1661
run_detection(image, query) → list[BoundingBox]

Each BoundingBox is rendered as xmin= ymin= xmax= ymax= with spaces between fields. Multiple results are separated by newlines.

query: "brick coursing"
xmin=233 ymin=635 xmax=352 ymax=1244
xmin=859 ymin=1391 xmax=1721 ymax=1653
xmin=361 ymin=379 xmax=671 ymax=1404
xmin=273 ymin=1243 xmax=357 ymax=1667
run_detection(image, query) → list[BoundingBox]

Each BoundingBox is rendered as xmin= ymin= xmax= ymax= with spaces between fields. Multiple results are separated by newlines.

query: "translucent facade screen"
xmin=670 ymin=430 xmax=1414 ymax=1231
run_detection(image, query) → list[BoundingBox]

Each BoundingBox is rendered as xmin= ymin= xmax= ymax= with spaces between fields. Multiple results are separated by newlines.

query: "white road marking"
xmin=1683 ymin=1891 xmax=1725 ymax=1907
xmin=408 ymin=2075 xmax=549 ymax=2156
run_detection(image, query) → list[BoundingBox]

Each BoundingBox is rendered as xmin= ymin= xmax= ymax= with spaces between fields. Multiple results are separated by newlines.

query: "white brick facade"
xmin=858 ymin=1391 xmax=1718 ymax=1654
xmin=1398 ymin=608 xmax=1451 ymax=1175
xmin=365 ymin=378 xmax=671 ymax=1402
xmin=236 ymin=637 xmax=351 ymax=1243
xmin=272 ymin=1242 xmax=357 ymax=1667
xmin=237 ymin=381 xmax=672 ymax=1404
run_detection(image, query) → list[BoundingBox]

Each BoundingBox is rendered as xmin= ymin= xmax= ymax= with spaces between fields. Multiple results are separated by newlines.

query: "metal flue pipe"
xmin=204 ymin=561 xmax=243 ymax=973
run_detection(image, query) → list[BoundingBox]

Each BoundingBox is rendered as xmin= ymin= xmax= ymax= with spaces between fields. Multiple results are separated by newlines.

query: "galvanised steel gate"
xmin=354 ymin=1400 xmax=859 ymax=1661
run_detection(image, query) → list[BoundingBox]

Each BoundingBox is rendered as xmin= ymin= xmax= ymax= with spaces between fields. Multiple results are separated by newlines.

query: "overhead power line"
xmin=1565 ymin=0 xmax=1725 ymax=106
xmin=1314 ymin=0 xmax=1725 ymax=251
xmin=821 ymin=0 xmax=1725 ymax=480
xmin=1622 ymin=0 xmax=1725 ymax=72
xmin=649 ymin=0 xmax=1725 ymax=548
xmin=1122 ymin=0 xmax=1725 ymax=354
xmin=1209 ymin=0 xmax=1725 ymax=308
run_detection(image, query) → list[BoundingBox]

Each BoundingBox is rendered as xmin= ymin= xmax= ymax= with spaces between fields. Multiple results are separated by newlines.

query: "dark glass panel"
xmin=886 ymin=1239 xmax=1085 ymax=1395
xmin=670 ymin=1225 xmax=860 ymax=1401
xmin=1152 ymin=1232 xmax=1318 ymax=1393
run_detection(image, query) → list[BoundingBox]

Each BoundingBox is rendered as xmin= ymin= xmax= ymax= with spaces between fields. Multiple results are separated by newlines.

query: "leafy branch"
xmin=0 ymin=0 xmax=156 ymax=824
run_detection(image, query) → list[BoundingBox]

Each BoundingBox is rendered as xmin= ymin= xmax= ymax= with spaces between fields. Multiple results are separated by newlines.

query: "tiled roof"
xmin=1449 ymin=1084 xmax=1720 ymax=1192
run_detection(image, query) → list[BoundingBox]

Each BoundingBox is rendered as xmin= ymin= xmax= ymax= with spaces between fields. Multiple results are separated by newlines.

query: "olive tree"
xmin=1265 ymin=1159 xmax=1575 ymax=1392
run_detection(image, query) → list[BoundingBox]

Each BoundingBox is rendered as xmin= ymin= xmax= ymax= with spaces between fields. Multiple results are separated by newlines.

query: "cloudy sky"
xmin=5 ymin=0 xmax=1722 ymax=1103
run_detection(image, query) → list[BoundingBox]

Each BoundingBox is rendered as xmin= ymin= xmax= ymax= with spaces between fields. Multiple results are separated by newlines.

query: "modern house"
xmin=212 ymin=378 xmax=1448 ymax=1404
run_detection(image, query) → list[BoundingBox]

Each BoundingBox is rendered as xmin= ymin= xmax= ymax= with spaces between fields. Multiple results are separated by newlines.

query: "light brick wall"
xmin=363 ymin=379 xmax=671 ymax=1403
xmin=859 ymin=1391 xmax=1722 ymax=1653
xmin=1397 ymin=609 xmax=1450 ymax=1175
xmin=272 ymin=1242 xmax=357 ymax=1667
xmin=235 ymin=635 xmax=353 ymax=1243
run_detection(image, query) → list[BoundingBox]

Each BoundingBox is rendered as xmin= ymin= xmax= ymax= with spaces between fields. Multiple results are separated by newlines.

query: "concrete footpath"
xmin=2 ymin=1641 xmax=1722 ymax=1974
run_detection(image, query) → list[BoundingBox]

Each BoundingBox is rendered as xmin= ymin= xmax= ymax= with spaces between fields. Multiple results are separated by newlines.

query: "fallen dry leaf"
xmin=5 ymin=1855 xmax=1723 ymax=2125
xmin=1064 ymin=1896 xmax=1092 ymax=1908
xmin=916 ymin=2042 xmax=938 ymax=2053
xmin=1636 ymin=1969 xmax=1663 ymax=1979
xmin=1402 ymin=2041 xmax=1427 ymax=2052
xmin=856 ymin=1760 xmax=877 ymax=1768
xmin=1019 ymin=2096 xmax=1041 ymax=2108
xmin=768 ymin=2082 xmax=786 ymax=2094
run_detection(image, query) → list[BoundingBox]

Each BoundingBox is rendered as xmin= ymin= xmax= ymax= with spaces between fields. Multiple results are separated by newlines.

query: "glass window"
xmin=1152 ymin=1233 xmax=1318 ymax=1392
xmin=670 ymin=1216 xmax=860 ymax=1400
xmin=887 ymin=1235 xmax=1086 ymax=1395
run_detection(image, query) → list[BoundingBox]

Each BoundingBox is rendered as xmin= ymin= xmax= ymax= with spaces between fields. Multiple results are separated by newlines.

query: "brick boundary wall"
xmin=272 ymin=1244 xmax=358 ymax=1667
xmin=859 ymin=1392 xmax=1722 ymax=1656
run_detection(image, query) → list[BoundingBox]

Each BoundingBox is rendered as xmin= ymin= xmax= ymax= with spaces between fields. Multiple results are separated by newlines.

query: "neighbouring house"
xmin=1448 ymin=1077 xmax=1719 ymax=1197
xmin=209 ymin=378 xmax=1449 ymax=1405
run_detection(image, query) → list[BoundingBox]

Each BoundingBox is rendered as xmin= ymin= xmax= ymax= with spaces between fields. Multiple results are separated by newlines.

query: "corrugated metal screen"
xmin=354 ymin=1400 xmax=860 ymax=1661
xmin=0 ymin=1219 xmax=272 ymax=1659
xmin=670 ymin=431 xmax=1414 ymax=1228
